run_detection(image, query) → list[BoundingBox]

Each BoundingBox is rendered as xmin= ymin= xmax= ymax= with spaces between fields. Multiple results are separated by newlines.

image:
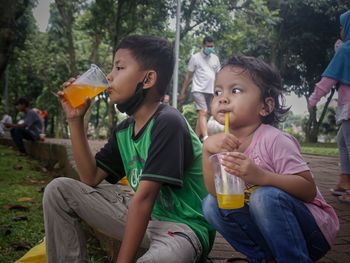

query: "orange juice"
xmin=217 ymin=193 xmax=244 ymax=209
xmin=64 ymin=84 xmax=106 ymax=108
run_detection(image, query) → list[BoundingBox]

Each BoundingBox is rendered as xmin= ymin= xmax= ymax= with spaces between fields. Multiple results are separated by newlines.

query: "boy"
xmin=5 ymin=98 xmax=43 ymax=154
xmin=44 ymin=35 xmax=215 ymax=263
xmin=178 ymin=36 xmax=221 ymax=141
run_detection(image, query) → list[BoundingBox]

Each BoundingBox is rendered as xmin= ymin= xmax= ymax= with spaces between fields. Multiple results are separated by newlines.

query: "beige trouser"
xmin=43 ymin=177 xmax=202 ymax=263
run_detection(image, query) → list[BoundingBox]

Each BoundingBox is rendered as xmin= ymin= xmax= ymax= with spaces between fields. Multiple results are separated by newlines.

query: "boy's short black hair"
xmin=15 ymin=98 xmax=29 ymax=107
xmin=223 ymin=55 xmax=289 ymax=126
xmin=203 ymin=36 xmax=214 ymax=45
xmin=116 ymin=35 xmax=174 ymax=97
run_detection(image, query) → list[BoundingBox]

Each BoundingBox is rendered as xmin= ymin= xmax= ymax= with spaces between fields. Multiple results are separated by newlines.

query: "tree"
xmin=0 ymin=0 xmax=36 ymax=78
xmin=54 ymin=0 xmax=87 ymax=75
xmin=273 ymin=0 xmax=350 ymax=142
xmin=0 ymin=0 xmax=37 ymax=113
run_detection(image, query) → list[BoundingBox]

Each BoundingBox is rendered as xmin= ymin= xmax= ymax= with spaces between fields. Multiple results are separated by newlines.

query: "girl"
xmin=308 ymin=10 xmax=350 ymax=203
xmin=202 ymin=55 xmax=339 ymax=262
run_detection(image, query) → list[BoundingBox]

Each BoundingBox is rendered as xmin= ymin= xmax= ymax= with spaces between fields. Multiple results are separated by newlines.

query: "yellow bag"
xmin=15 ymin=238 xmax=46 ymax=263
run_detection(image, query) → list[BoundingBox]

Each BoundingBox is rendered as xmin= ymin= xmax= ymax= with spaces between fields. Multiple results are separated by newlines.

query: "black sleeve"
xmin=95 ymin=127 xmax=125 ymax=184
xmin=141 ymin=108 xmax=194 ymax=187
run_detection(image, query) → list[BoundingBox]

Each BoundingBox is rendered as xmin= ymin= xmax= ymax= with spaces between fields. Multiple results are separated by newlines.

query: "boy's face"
xmin=211 ymin=66 xmax=266 ymax=129
xmin=106 ymin=48 xmax=146 ymax=104
xmin=15 ymin=104 xmax=25 ymax=112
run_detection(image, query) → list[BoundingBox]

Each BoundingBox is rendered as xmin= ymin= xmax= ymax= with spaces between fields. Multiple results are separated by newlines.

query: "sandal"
xmin=206 ymin=258 xmax=248 ymax=263
xmin=338 ymin=191 xmax=350 ymax=204
xmin=225 ymin=258 xmax=248 ymax=263
xmin=330 ymin=187 xmax=349 ymax=196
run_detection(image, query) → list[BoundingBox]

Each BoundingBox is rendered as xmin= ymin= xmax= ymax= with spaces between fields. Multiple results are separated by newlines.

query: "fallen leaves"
xmin=3 ymin=204 xmax=29 ymax=211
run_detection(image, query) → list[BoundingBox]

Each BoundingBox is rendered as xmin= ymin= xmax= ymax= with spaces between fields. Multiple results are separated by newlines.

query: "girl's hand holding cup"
xmin=203 ymin=132 xmax=241 ymax=155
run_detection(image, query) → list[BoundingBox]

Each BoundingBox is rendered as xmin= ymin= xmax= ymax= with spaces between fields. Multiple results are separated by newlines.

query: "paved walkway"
xmin=4 ymin=138 xmax=349 ymax=262
xmin=45 ymin=138 xmax=350 ymax=262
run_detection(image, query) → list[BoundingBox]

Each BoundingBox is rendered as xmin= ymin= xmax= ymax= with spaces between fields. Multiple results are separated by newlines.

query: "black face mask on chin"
xmin=116 ymin=77 xmax=149 ymax=116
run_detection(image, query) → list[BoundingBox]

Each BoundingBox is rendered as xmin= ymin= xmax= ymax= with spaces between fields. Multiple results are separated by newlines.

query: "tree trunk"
xmin=304 ymin=88 xmax=335 ymax=143
xmin=89 ymin=34 xmax=102 ymax=64
xmin=55 ymin=0 xmax=77 ymax=75
xmin=0 ymin=0 xmax=29 ymax=77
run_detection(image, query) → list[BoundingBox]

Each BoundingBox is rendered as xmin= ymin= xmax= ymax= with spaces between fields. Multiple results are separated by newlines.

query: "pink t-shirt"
xmin=244 ymin=124 xmax=339 ymax=246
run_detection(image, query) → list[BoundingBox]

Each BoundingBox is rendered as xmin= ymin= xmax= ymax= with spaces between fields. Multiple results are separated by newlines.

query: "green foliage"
xmin=215 ymin=0 xmax=281 ymax=61
xmin=284 ymin=127 xmax=305 ymax=143
xmin=300 ymin=142 xmax=339 ymax=157
xmin=181 ymin=103 xmax=197 ymax=131
xmin=2 ymin=0 xmax=348 ymax=140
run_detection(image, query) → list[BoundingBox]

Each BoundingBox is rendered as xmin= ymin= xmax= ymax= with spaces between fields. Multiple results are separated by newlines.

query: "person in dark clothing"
xmin=5 ymin=98 xmax=43 ymax=154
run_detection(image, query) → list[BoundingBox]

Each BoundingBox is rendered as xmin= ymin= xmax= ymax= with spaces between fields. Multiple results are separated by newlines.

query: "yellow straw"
xmin=224 ymin=112 xmax=229 ymax=133
xmin=222 ymin=112 xmax=229 ymax=194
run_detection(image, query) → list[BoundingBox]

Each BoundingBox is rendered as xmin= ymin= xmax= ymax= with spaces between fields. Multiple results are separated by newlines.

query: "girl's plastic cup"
xmin=64 ymin=64 xmax=108 ymax=108
xmin=209 ymin=153 xmax=245 ymax=209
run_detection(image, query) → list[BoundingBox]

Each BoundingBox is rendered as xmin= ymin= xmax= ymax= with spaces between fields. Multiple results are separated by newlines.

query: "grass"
xmin=0 ymin=144 xmax=107 ymax=263
xmin=0 ymin=145 xmax=50 ymax=262
xmin=300 ymin=142 xmax=339 ymax=157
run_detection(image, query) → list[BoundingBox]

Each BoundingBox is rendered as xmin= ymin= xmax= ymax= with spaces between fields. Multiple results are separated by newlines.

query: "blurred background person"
xmin=5 ymin=98 xmax=43 ymax=155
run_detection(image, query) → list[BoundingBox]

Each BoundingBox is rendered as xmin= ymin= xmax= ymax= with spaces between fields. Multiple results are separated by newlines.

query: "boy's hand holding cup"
xmin=56 ymin=64 xmax=108 ymax=120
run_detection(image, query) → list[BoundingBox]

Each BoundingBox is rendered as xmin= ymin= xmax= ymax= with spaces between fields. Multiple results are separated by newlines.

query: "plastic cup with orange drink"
xmin=210 ymin=112 xmax=245 ymax=209
xmin=63 ymin=64 xmax=108 ymax=108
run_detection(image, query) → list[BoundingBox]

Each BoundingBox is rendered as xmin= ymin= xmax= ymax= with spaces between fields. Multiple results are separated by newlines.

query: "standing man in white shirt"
xmin=178 ymin=36 xmax=221 ymax=141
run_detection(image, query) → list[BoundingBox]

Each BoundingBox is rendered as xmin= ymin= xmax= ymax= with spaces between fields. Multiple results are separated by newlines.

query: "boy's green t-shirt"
xmin=95 ymin=105 xmax=215 ymax=257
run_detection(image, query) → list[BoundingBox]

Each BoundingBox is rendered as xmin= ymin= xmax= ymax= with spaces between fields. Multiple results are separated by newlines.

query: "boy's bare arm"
xmin=68 ymin=118 xmax=107 ymax=186
xmin=116 ymin=180 xmax=161 ymax=263
xmin=178 ymin=71 xmax=193 ymax=103
xmin=202 ymin=149 xmax=216 ymax=195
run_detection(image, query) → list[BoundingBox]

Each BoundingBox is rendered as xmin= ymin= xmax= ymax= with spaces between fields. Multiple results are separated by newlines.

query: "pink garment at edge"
xmin=309 ymin=77 xmax=350 ymax=124
xmin=244 ymin=124 xmax=339 ymax=246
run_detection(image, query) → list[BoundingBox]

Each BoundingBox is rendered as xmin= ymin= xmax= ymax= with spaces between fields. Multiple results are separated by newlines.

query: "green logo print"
xmin=127 ymin=155 xmax=145 ymax=188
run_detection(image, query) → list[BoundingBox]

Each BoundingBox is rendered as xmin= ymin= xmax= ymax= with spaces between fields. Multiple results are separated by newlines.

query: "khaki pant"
xmin=43 ymin=177 xmax=202 ymax=263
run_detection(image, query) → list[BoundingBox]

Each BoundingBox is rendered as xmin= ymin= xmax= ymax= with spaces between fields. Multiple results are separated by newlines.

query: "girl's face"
xmin=106 ymin=48 xmax=145 ymax=104
xmin=211 ymin=66 xmax=267 ymax=130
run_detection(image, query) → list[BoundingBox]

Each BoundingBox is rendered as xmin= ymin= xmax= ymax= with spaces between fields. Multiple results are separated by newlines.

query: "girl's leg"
xmin=249 ymin=187 xmax=330 ymax=263
xmin=337 ymin=120 xmax=350 ymax=201
xmin=202 ymin=194 xmax=273 ymax=263
xmin=336 ymin=121 xmax=350 ymax=187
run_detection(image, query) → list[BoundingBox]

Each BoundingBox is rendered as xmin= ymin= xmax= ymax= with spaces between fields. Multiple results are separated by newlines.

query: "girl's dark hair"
xmin=116 ymin=35 xmax=174 ymax=97
xmin=223 ymin=55 xmax=290 ymax=126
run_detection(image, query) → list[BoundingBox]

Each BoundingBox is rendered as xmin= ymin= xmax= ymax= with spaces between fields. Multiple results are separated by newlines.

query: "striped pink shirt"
xmin=245 ymin=124 xmax=339 ymax=246
xmin=309 ymin=77 xmax=350 ymax=124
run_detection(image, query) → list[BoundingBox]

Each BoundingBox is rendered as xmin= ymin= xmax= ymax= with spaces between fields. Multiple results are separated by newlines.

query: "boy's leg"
xmin=192 ymin=92 xmax=209 ymax=139
xmin=43 ymin=177 xmax=131 ymax=263
xmin=202 ymin=194 xmax=273 ymax=263
xmin=138 ymin=220 xmax=202 ymax=263
xmin=249 ymin=187 xmax=330 ymax=262
xmin=10 ymin=127 xmax=34 ymax=153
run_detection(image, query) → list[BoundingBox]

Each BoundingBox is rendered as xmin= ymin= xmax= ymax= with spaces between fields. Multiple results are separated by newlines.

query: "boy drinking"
xmin=44 ymin=35 xmax=214 ymax=263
